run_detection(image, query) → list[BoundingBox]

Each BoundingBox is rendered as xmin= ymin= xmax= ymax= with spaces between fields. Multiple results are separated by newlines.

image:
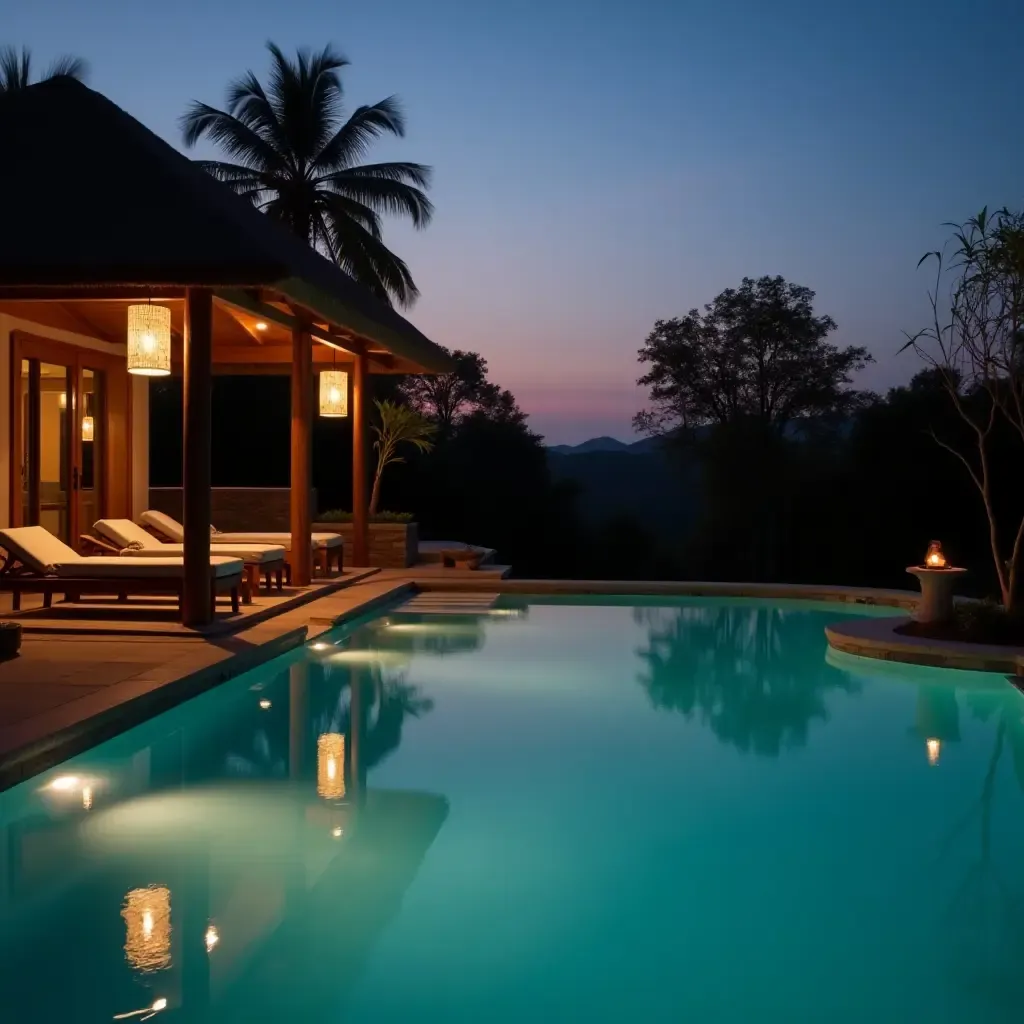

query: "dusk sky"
xmin=6 ymin=0 xmax=1024 ymax=443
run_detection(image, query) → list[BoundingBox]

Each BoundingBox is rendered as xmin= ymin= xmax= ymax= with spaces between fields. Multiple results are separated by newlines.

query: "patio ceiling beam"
xmin=215 ymin=288 xmax=298 ymax=332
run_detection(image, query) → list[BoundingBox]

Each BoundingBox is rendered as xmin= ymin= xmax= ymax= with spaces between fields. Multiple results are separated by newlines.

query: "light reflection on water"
xmin=0 ymin=597 xmax=1022 ymax=1022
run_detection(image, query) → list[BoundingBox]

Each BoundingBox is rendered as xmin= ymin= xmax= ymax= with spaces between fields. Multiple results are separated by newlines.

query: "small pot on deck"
xmin=0 ymin=621 xmax=22 ymax=661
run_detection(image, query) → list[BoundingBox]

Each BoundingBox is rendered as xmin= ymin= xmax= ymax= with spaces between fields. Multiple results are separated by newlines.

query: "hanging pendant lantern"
xmin=319 ymin=369 xmax=349 ymax=418
xmin=127 ymin=304 xmax=172 ymax=376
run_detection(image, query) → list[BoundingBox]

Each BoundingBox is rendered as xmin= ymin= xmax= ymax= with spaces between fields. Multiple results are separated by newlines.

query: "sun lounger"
xmin=88 ymin=519 xmax=286 ymax=603
xmin=138 ymin=510 xmax=343 ymax=577
xmin=0 ymin=525 xmax=243 ymax=614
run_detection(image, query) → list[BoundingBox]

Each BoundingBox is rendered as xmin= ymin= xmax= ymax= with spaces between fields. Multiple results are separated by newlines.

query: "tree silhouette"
xmin=635 ymin=275 xmax=871 ymax=436
xmin=181 ymin=42 xmax=432 ymax=307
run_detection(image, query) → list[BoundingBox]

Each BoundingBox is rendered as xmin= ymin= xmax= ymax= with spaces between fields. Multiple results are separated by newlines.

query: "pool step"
xmin=395 ymin=592 xmax=501 ymax=615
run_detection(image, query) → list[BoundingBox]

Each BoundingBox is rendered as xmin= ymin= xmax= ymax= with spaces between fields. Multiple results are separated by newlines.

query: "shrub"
xmin=317 ymin=509 xmax=414 ymax=524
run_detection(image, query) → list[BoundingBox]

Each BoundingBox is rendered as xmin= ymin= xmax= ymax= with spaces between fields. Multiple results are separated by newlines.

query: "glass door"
xmin=11 ymin=333 xmax=128 ymax=548
xmin=19 ymin=358 xmax=74 ymax=542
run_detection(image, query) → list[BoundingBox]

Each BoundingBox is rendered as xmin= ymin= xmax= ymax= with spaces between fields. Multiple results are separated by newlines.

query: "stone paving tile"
xmin=0 ymin=660 xmax=158 ymax=687
xmin=0 ymin=683 xmax=105 ymax=723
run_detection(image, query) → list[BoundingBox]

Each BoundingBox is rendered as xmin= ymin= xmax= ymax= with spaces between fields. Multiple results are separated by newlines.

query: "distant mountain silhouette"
xmin=548 ymin=442 xmax=698 ymax=536
xmin=547 ymin=434 xmax=666 ymax=456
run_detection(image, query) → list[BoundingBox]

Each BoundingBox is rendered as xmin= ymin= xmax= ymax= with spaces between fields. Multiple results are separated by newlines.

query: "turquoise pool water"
xmin=2 ymin=596 xmax=1023 ymax=1022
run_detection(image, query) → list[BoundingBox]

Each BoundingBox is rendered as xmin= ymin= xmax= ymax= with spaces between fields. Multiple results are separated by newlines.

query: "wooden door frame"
xmin=9 ymin=331 xmax=131 ymax=541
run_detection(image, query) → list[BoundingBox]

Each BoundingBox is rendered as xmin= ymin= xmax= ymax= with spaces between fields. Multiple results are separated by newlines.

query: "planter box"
xmin=312 ymin=522 xmax=419 ymax=569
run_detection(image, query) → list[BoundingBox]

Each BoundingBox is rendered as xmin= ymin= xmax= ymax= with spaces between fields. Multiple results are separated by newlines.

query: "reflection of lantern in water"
xmin=914 ymin=686 xmax=960 ymax=767
xmin=122 ymin=886 xmax=172 ymax=972
xmin=317 ymin=733 xmax=346 ymax=800
xmin=205 ymin=925 xmax=219 ymax=953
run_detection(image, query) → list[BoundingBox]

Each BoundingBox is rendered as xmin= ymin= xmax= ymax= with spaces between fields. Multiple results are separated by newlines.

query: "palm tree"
xmin=181 ymin=42 xmax=432 ymax=307
xmin=0 ymin=45 xmax=87 ymax=93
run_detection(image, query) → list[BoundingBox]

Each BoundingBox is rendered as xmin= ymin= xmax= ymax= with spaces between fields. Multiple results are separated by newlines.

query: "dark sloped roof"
xmin=0 ymin=78 xmax=451 ymax=371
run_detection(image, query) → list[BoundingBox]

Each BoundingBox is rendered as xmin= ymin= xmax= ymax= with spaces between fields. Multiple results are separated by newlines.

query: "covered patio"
xmin=0 ymin=78 xmax=451 ymax=627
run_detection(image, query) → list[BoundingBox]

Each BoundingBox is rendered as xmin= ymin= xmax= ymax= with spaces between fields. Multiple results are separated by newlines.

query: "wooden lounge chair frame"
xmin=0 ymin=542 xmax=241 ymax=615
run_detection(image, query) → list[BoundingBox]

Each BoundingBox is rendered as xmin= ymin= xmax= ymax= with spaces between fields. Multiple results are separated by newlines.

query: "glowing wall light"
xmin=122 ymin=886 xmax=172 ymax=972
xmin=317 ymin=733 xmax=346 ymax=800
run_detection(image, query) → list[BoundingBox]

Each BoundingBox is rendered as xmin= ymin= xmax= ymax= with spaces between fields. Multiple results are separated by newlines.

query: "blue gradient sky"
xmin=6 ymin=0 xmax=1024 ymax=442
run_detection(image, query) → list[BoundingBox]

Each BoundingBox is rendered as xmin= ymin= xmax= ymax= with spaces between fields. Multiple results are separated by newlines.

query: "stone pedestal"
xmin=906 ymin=566 xmax=967 ymax=624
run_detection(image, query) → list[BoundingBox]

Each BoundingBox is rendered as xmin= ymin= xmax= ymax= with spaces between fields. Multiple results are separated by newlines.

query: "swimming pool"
xmin=1 ymin=595 xmax=1022 ymax=1022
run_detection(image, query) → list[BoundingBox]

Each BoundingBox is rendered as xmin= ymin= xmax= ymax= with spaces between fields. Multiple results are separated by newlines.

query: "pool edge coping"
xmin=0 ymin=581 xmax=417 ymax=791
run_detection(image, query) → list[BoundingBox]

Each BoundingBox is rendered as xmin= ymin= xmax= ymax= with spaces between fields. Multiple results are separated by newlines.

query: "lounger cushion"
xmin=95 ymin=520 xmax=284 ymax=563
xmin=52 ymin=556 xmax=243 ymax=579
xmin=215 ymin=532 xmax=343 ymax=551
xmin=0 ymin=526 xmax=81 ymax=574
xmin=139 ymin=512 xmax=342 ymax=552
xmin=138 ymin=510 xmax=186 ymax=543
xmin=95 ymin=518 xmax=159 ymax=549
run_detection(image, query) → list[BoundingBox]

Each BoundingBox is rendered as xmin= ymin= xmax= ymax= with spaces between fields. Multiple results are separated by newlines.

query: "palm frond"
xmin=180 ymin=102 xmax=285 ymax=172
xmin=321 ymin=164 xmax=433 ymax=228
xmin=225 ymin=70 xmax=289 ymax=155
xmin=266 ymin=41 xmax=347 ymax=169
xmin=314 ymin=192 xmax=382 ymax=235
xmin=313 ymin=98 xmax=406 ymax=171
xmin=0 ymin=46 xmax=87 ymax=92
xmin=0 ymin=46 xmax=29 ymax=91
xmin=43 ymin=54 xmax=87 ymax=82
xmin=323 ymin=198 xmax=420 ymax=307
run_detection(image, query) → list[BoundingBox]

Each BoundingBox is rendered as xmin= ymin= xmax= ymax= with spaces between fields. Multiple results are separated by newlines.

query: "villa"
xmin=2 ymin=76 xmax=1024 ymax=1024
xmin=0 ymin=77 xmax=452 ymax=627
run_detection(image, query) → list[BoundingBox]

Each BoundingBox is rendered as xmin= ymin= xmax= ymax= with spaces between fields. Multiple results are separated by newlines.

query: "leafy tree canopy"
xmin=399 ymin=347 xmax=528 ymax=434
xmin=635 ymin=275 xmax=872 ymax=435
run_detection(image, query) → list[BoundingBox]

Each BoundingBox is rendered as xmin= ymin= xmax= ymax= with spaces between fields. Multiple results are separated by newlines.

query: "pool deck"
xmin=2 ymin=572 xmax=1020 ymax=790
xmin=825 ymin=615 xmax=1024 ymax=676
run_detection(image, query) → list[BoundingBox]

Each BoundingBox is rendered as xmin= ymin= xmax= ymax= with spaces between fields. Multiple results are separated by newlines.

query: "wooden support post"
xmin=26 ymin=360 xmax=40 ymax=525
xmin=352 ymin=350 xmax=369 ymax=566
xmin=182 ymin=288 xmax=213 ymax=626
xmin=290 ymin=323 xmax=313 ymax=586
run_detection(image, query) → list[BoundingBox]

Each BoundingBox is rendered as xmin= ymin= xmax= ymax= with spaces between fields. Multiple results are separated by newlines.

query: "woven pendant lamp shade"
xmin=319 ymin=370 xmax=349 ymax=417
xmin=127 ymin=304 xmax=172 ymax=376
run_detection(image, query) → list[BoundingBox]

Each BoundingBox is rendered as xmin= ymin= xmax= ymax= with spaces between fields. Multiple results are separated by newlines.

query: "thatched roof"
xmin=0 ymin=78 xmax=451 ymax=372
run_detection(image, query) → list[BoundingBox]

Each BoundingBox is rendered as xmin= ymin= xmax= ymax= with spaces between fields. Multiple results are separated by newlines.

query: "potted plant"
xmin=313 ymin=400 xmax=435 ymax=568
xmin=0 ymin=621 xmax=22 ymax=660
